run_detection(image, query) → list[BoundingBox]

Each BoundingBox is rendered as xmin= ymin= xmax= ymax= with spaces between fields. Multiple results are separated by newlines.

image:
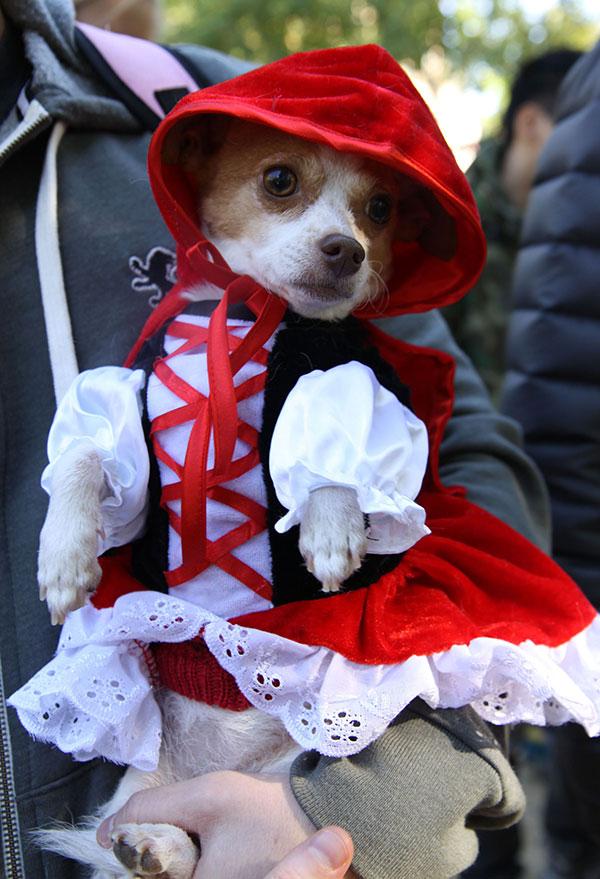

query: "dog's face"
xmin=179 ymin=119 xmax=430 ymax=320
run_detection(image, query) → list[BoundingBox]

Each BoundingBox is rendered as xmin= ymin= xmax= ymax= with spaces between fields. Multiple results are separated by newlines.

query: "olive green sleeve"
xmin=290 ymin=701 xmax=524 ymax=879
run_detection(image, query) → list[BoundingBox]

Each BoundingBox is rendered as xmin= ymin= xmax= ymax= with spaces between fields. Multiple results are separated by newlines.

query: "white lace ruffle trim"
xmin=9 ymin=592 xmax=600 ymax=771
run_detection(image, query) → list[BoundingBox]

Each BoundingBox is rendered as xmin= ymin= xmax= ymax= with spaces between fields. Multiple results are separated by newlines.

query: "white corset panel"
xmin=146 ymin=315 xmax=275 ymax=619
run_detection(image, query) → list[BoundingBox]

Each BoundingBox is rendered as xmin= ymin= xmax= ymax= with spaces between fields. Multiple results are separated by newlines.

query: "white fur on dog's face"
xmin=180 ymin=120 xmax=411 ymax=320
xmin=202 ymin=147 xmax=396 ymax=320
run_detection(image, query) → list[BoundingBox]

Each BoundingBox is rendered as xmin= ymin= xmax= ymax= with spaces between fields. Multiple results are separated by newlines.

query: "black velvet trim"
xmin=129 ymin=323 xmax=170 ymax=592
xmin=260 ymin=312 xmax=411 ymax=607
xmin=178 ymin=299 xmax=256 ymax=321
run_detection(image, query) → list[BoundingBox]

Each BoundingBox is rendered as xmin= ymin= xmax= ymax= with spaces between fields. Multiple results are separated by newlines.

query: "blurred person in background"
xmin=502 ymin=41 xmax=600 ymax=879
xmin=461 ymin=46 xmax=584 ymax=879
xmin=74 ymin=0 xmax=161 ymax=39
xmin=444 ymin=49 xmax=581 ymax=402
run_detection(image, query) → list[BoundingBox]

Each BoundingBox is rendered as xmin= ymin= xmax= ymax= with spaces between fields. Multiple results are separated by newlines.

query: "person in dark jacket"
xmin=502 ymin=40 xmax=600 ymax=879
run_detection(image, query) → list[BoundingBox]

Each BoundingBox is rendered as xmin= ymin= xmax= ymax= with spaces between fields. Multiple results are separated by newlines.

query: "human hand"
xmin=263 ymin=827 xmax=354 ymax=878
xmin=96 ymin=770 xmax=355 ymax=878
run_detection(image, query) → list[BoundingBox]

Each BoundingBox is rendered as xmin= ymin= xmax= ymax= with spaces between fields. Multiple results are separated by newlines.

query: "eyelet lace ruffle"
xmin=9 ymin=595 xmax=208 ymax=770
xmin=9 ymin=593 xmax=600 ymax=770
xmin=204 ymin=617 xmax=600 ymax=751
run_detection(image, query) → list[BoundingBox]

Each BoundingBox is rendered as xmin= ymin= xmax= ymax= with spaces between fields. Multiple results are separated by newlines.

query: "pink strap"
xmin=76 ymin=22 xmax=198 ymax=119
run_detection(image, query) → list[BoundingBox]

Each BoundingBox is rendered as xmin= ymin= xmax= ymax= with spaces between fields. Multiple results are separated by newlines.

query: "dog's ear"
xmin=162 ymin=115 xmax=232 ymax=172
xmin=396 ymin=181 xmax=457 ymax=262
xmin=200 ymin=114 xmax=232 ymax=155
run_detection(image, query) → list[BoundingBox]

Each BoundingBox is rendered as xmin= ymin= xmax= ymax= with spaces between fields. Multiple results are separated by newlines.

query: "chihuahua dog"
xmin=37 ymin=119 xmax=431 ymax=878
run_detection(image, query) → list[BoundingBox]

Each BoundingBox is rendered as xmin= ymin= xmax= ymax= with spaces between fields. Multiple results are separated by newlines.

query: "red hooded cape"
xmin=96 ymin=46 xmax=595 ymax=704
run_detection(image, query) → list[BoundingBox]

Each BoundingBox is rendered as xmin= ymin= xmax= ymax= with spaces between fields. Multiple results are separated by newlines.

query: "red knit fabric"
xmin=153 ymin=638 xmax=250 ymax=711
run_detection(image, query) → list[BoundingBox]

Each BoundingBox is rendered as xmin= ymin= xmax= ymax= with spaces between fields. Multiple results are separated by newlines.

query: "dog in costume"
xmin=10 ymin=45 xmax=600 ymax=878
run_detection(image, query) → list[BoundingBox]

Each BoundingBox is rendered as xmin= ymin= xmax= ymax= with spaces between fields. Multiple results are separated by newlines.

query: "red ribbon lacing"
xmin=126 ymin=240 xmax=287 ymax=601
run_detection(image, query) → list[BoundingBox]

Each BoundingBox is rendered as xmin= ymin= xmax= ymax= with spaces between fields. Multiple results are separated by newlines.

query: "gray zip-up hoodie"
xmin=1 ymin=2 xmax=542 ymax=877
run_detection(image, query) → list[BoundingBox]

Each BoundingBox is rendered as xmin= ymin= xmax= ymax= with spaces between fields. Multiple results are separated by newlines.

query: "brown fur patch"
xmin=174 ymin=118 xmax=456 ymax=303
xmin=347 ymin=160 xmax=406 ymax=282
xmin=180 ymin=121 xmax=329 ymax=240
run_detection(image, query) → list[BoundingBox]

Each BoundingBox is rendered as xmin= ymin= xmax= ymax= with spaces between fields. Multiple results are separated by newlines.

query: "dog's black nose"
xmin=319 ymin=234 xmax=365 ymax=279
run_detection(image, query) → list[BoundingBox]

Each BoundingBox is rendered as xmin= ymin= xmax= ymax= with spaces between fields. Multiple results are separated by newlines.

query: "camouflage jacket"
xmin=443 ymin=138 xmax=522 ymax=401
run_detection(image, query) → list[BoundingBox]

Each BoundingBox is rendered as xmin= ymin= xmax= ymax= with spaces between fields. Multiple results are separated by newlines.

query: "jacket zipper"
xmin=0 ymin=97 xmax=51 ymax=165
xmin=0 ymin=92 xmax=50 ymax=879
xmin=0 ymin=658 xmax=25 ymax=878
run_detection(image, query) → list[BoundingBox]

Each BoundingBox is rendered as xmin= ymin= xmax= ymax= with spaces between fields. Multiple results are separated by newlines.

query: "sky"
xmin=522 ymin=0 xmax=598 ymax=16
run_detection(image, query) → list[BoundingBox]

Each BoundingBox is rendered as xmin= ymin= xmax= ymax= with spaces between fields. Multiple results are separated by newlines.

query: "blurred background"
xmin=161 ymin=0 xmax=599 ymax=169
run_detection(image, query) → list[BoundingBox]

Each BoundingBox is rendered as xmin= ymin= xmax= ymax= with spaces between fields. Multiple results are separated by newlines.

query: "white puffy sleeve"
xmin=269 ymin=361 xmax=430 ymax=554
xmin=41 ymin=366 xmax=150 ymax=554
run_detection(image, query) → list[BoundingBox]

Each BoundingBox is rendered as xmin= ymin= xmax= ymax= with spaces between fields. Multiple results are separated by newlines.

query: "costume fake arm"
xmin=269 ymin=360 xmax=430 ymax=555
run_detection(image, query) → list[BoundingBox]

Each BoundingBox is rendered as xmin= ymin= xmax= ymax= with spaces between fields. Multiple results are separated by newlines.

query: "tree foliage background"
xmin=164 ymin=0 xmax=597 ymax=121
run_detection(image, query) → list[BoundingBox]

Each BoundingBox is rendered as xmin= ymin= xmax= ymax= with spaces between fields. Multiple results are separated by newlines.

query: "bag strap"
xmin=75 ymin=22 xmax=206 ymax=131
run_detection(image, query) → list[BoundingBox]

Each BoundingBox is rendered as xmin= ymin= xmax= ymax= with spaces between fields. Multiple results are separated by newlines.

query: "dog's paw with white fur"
xmin=112 ymin=823 xmax=199 ymax=879
xmin=38 ymin=448 xmax=107 ymax=625
xmin=38 ymin=509 xmax=103 ymax=625
xmin=299 ymin=486 xmax=367 ymax=592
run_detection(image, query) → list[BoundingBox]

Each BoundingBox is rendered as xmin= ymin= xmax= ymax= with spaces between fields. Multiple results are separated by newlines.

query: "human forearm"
xmin=290 ymin=702 xmax=524 ymax=879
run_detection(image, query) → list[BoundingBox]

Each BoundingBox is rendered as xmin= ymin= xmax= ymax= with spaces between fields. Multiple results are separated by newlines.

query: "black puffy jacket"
xmin=501 ymin=42 xmax=600 ymax=607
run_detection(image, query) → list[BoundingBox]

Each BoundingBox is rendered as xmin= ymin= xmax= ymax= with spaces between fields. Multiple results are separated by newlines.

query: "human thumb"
xmin=264 ymin=827 xmax=354 ymax=878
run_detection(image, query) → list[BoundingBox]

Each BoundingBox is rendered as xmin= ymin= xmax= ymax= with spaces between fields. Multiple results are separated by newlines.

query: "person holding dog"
xmin=0 ymin=2 xmax=558 ymax=877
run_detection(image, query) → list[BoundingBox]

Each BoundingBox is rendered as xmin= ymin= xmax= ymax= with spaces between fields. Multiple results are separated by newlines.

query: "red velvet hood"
xmin=147 ymin=44 xmax=486 ymax=317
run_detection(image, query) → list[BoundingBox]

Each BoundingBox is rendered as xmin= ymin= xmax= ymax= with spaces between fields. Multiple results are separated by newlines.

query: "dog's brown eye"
xmin=263 ymin=166 xmax=298 ymax=197
xmin=366 ymin=194 xmax=392 ymax=225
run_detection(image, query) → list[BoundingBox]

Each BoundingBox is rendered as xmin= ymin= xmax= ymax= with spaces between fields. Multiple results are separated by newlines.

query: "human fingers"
xmin=96 ymin=776 xmax=213 ymax=847
xmin=263 ymin=827 xmax=354 ymax=879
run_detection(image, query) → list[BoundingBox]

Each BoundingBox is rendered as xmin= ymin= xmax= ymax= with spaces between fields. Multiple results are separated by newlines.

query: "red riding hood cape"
xmin=11 ymin=46 xmax=600 ymax=772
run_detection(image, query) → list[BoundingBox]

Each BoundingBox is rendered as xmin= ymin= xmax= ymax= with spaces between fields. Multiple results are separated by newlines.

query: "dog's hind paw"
xmin=299 ymin=486 xmax=367 ymax=592
xmin=112 ymin=823 xmax=199 ymax=879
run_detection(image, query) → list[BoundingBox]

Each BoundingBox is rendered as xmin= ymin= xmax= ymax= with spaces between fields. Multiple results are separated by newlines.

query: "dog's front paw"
xmin=112 ymin=823 xmax=199 ymax=879
xmin=38 ymin=512 xmax=103 ymax=625
xmin=299 ymin=486 xmax=367 ymax=593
